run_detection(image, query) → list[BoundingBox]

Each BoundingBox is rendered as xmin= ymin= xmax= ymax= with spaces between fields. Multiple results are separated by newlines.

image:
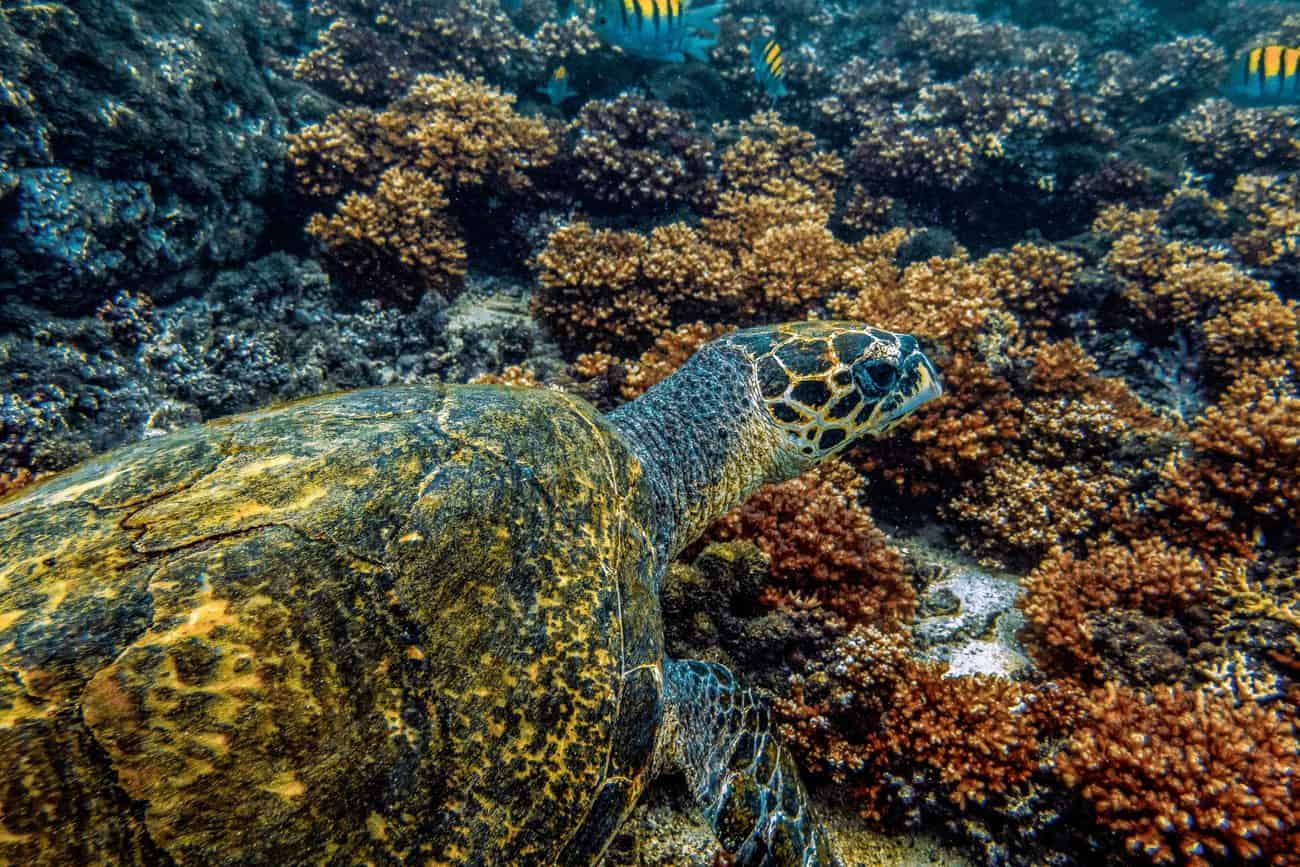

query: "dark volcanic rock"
xmin=0 ymin=0 xmax=293 ymax=313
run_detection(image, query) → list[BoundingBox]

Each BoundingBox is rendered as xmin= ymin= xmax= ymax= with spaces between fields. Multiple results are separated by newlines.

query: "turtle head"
xmin=726 ymin=321 xmax=943 ymax=466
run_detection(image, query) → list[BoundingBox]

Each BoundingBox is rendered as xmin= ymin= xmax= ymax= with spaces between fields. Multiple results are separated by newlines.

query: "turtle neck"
xmin=607 ymin=343 xmax=805 ymax=567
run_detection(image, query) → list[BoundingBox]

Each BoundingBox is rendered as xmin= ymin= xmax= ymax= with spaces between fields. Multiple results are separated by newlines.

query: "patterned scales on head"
xmin=0 ymin=321 xmax=941 ymax=867
xmin=734 ymin=322 xmax=933 ymax=459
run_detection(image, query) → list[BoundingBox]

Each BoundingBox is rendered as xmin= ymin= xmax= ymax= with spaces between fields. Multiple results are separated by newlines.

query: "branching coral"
xmin=1229 ymin=174 xmax=1300 ymax=268
xmin=1214 ymin=563 xmax=1300 ymax=675
xmin=287 ymin=72 xmax=555 ymax=302
xmin=532 ymin=222 xmax=671 ymax=352
xmin=777 ymin=625 xmax=1044 ymax=818
xmin=714 ymin=113 xmax=844 ymax=212
xmin=1095 ymin=37 xmax=1227 ymax=122
xmin=1091 ymin=195 xmax=1299 ymax=385
xmin=566 ymin=95 xmax=715 ymax=214
xmin=1019 ymin=538 xmax=1215 ymax=681
xmin=844 ymin=61 xmax=1112 ymax=232
xmin=708 ymin=460 xmax=914 ymax=630
xmin=1154 ymin=362 xmax=1300 ymax=556
xmin=468 ymin=364 xmax=542 ymax=387
xmin=979 ymin=243 xmax=1082 ymax=339
xmin=534 ymin=120 xmax=859 ymax=353
xmin=292 ymin=0 xmax=538 ymax=103
xmin=1174 ymin=99 xmax=1300 ymax=176
xmin=305 ymin=167 xmax=466 ymax=303
xmin=1055 ymin=683 xmax=1298 ymax=866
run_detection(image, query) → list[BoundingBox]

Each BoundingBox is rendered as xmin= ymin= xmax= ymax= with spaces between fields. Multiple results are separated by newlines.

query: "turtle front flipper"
xmin=662 ymin=659 xmax=841 ymax=867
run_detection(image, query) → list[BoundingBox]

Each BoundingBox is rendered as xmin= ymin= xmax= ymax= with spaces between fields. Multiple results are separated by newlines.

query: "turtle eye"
xmin=854 ymin=358 xmax=897 ymax=395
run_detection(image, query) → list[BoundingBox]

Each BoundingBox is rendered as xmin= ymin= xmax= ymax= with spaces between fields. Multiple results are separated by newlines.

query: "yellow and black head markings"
xmin=724 ymin=321 xmax=942 ymax=460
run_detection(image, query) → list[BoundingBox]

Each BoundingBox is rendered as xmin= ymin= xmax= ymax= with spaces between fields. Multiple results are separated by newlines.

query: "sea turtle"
xmin=0 ymin=320 xmax=940 ymax=866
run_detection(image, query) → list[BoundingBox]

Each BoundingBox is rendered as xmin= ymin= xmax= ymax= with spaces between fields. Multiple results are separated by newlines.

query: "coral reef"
xmin=565 ymin=95 xmax=715 ymax=213
xmin=0 ymin=254 xmax=552 ymax=478
xmin=290 ymin=0 xmax=540 ymax=103
xmin=1153 ymin=364 xmax=1300 ymax=557
xmin=1019 ymin=539 xmax=1215 ymax=681
xmin=1055 ymin=683 xmax=1298 ymax=866
xmin=534 ymin=115 xmax=852 ymax=353
xmin=288 ymin=72 xmax=556 ymax=302
xmin=7 ymin=1 xmax=1300 ymax=864
xmin=777 ymin=625 xmax=1047 ymax=821
xmin=709 ymin=460 xmax=916 ymax=630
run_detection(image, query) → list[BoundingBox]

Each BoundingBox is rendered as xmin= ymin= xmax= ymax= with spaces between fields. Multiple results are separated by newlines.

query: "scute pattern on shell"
xmin=0 ymin=385 xmax=663 ymax=865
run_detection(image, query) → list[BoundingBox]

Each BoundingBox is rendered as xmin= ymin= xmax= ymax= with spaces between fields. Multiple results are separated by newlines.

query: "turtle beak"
xmin=876 ymin=350 xmax=942 ymax=434
xmin=896 ymin=352 xmax=942 ymax=419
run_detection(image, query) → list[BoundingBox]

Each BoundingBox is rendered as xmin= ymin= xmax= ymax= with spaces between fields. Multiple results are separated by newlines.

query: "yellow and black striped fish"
xmin=591 ymin=0 xmax=722 ymax=63
xmin=1223 ymin=45 xmax=1300 ymax=106
xmin=751 ymin=37 xmax=788 ymax=100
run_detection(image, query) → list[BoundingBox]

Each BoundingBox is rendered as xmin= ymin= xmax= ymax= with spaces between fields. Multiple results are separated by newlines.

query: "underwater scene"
xmin=1 ymin=0 xmax=1300 ymax=865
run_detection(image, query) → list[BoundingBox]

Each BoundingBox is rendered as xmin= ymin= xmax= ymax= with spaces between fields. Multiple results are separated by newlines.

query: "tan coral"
xmin=1019 ymin=539 xmax=1215 ymax=680
xmin=1154 ymin=361 xmax=1300 ymax=555
xmin=306 ymin=166 xmax=466 ymax=302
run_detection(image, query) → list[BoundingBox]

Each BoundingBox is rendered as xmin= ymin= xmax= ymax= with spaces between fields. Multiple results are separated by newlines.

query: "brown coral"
xmin=566 ymin=95 xmax=715 ymax=214
xmin=708 ymin=461 xmax=914 ymax=629
xmin=1154 ymin=362 xmax=1300 ymax=556
xmin=292 ymin=0 xmax=536 ymax=103
xmin=777 ymin=625 xmax=1044 ymax=817
xmin=532 ymin=222 xmax=670 ymax=352
xmin=1019 ymin=538 xmax=1215 ymax=681
xmin=1055 ymin=682 xmax=1298 ymax=866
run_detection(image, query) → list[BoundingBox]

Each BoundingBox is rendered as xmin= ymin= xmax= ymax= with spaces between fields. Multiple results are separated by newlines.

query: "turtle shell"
xmin=0 ymin=385 xmax=665 ymax=865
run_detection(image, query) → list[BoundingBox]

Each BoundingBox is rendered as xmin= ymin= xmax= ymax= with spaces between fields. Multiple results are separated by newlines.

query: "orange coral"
xmin=777 ymin=625 xmax=1044 ymax=817
xmin=0 ymin=468 xmax=38 ymax=499
xmin=946 ymin=456 xmax=1132 ymax=559
xmin=534 ymin=127 xmax=860 ymax=353
xmin=708 ymin=461 xmax=914 ymax=629
xmin=829 ymin=249 xmax=1015 ymax=352
xmin=1202 ymin=297 xmax=1300 ymax=375
xmin=715 ymin=112 xmax=844 ymax=212
xmin=1055 ymin=682 xmax=1299 ymax=866
xmin=979 ymin=242 xmax=1082 ymax=339
xmin=1154 ymin=362 xmax=1300 ymax=555
xmin=1019 ymin=539 xmax=1215 ymax=680
xmin=468 ymin=365 xmax=542 ymax=387
xmin=532 ymin=222 xmax=671 ymax=352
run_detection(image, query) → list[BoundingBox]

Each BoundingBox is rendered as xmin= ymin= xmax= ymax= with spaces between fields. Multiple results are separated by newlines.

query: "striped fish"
xmin=1223 ymin=45 xmax=1300 ymax=106
xmin=751 ymin=37 xmax=788 ymax=101
xmin=591 ymin=0 xmax=722 ymax=63
xmin=539 ymin=65 xmax=575 ymax=106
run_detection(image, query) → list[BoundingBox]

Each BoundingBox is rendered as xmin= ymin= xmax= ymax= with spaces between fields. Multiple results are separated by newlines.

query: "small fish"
xmin=540 ymin=65 xmax=575 ymax=105
xmin=591 ymin=0 xmax=722 ymax=63
xmin=1223 ymin=45 xmax=1300 ymax=106
xmin=751 ymin=37 xmax=788 ymax=101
